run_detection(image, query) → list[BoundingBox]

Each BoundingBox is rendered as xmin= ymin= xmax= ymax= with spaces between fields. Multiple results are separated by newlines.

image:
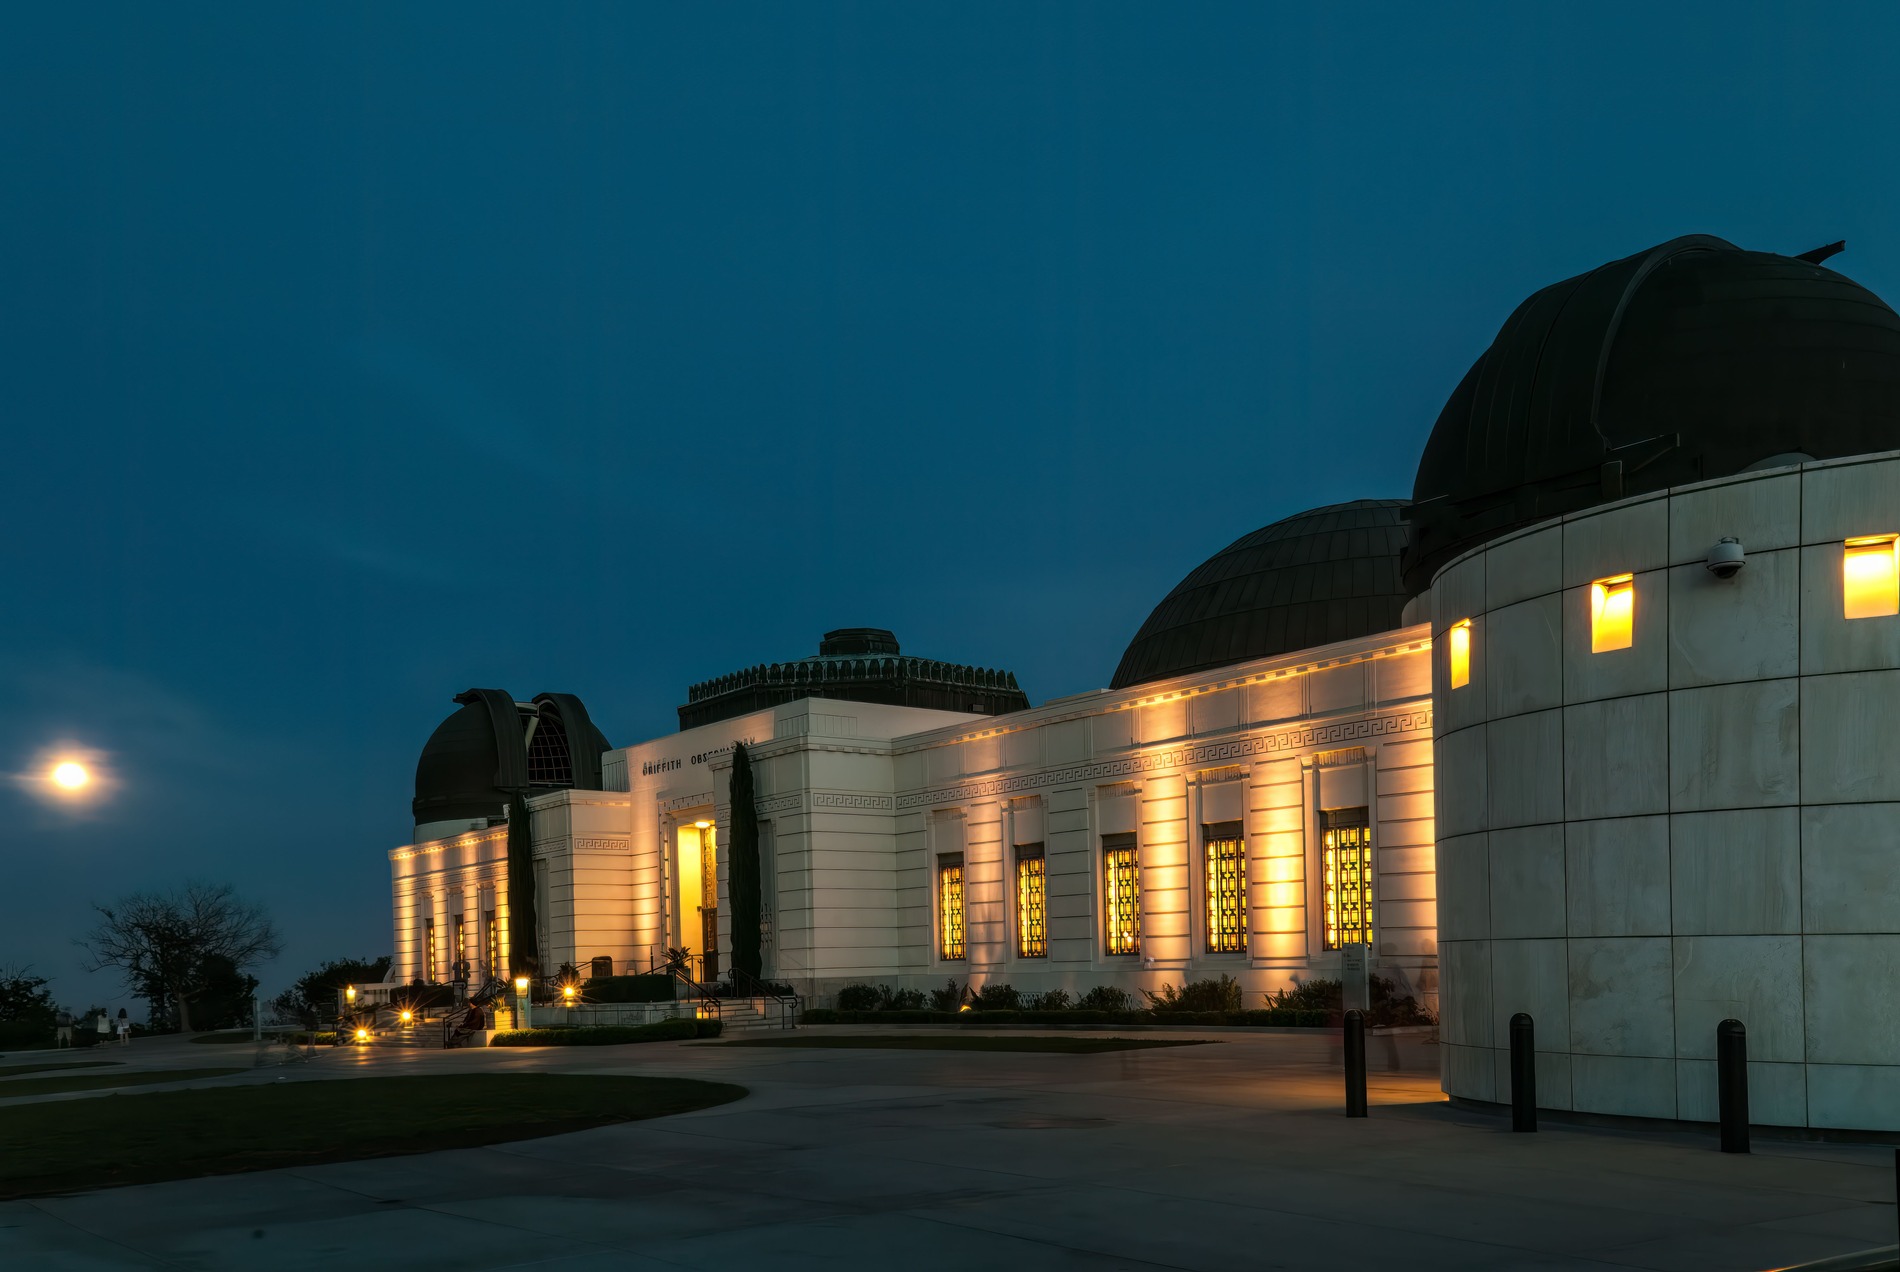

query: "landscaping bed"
xmin=799 ymin=1007 xmax=1330 ymax=1028
xmin=715 ymin=1034 xmax=1211 ymax=1054
xmin=0 ymin=1073 xmax=746 ymax=1198
xmin=490 ymin=1017 xmax=723 ymax=1047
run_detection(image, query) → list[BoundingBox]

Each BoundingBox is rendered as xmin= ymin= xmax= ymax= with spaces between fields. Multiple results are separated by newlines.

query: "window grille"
xmin=938 ymin=859 xmax=966 ymax=960
xmin=425 ymin=918 xmax=438 ymax=982
xmin=1204 ymin=823 xmax=1247 ymax=953
xmin=526 ymin=712 xmax=574 ymax=786
xmin=1322 ymin=809 xmax=1373 ymax=951
xmin=1103 ymin=835 xmax=1141 ymax=956
xmin=1016 ymin=847 xmax=1047 ymax=959
xmin=484 ymin=910 xmax=498 ymax=976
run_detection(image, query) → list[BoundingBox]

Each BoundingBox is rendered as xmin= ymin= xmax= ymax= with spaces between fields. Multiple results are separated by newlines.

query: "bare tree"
xmin=79 ymin=882 xmax=282 ymax=1032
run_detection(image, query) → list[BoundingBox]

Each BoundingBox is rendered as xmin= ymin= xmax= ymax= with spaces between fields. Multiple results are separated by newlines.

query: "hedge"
xmin=490 ymin=1017 xmax=722 ymax=1047
xmin=581 ymin=974 xmax=677 ymax=1004
xmin=797 ymin=1008 xmax=1329 ymax=1028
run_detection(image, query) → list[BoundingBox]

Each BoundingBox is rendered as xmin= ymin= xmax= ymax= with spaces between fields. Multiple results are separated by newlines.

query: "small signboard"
xmin=1341 ymin=943 xmax=1370 ymax=1014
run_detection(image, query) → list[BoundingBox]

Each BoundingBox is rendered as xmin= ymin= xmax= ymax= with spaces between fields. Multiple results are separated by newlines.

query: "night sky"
xmin=6 ymin=4 xmax=1897 ymax=1010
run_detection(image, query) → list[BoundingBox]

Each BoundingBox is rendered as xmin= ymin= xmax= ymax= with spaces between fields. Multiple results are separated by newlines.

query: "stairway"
xmin=715 ymin=997 xmax=796 ymax=1033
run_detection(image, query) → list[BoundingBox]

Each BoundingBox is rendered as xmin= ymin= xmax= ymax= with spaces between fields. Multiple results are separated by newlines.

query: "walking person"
xmin=116 ymin=1008 xmax=131 ymax=1046
xmin=54 ymin=1009 xmax=72 ymax=1048
xmin=96 ymin=1011 xmax=111 ymax=1043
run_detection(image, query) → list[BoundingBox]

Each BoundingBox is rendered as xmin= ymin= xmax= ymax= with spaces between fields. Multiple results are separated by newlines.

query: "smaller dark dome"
xmin=412 ymin=690 xmax=611 ymax=828
xmin=1111 ymin=500 xmax=1411 ymax=689
xmin=413 ymin=699 xmax=508 ymax=827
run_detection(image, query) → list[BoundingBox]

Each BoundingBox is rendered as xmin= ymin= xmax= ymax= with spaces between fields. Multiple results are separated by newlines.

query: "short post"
xmin=1718 ymin=1018 xmax=1749 ymax=1154
xmin=1344 ymin=1009 xmax=1368 ymax=1118
xmin=1510 ymin=1012 xmax=1537 ymax=1132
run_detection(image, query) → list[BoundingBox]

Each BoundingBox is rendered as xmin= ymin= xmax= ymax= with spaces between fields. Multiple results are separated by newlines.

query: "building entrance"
xmin=676 ymin=819 xmax=719 ymax=979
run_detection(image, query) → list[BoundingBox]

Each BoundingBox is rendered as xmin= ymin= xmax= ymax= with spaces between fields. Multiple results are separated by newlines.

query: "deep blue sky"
xmin=5 ymin=4 xmax=1897 ymax=1010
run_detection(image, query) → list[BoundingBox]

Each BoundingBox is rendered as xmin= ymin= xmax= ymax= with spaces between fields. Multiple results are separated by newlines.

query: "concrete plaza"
xmin=1 ymin=1029 xmax=1894 ymax=1270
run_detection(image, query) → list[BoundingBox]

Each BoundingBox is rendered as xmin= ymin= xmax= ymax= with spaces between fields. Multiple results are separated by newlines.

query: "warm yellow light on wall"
xmin=1590 ymin=574 xmax=1635 ymax=652
xmin=1447 ymin=620 xmax=1471 ymax=689
xmin=1843 ymin=536 xmax=1900 ymax=619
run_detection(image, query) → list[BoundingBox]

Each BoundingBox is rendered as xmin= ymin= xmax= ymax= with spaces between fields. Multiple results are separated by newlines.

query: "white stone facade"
xmin=389 ymin=629 xmax=1438 ymax=1008
xmin=1427 ymin=450 xmax=1900 ymax=1131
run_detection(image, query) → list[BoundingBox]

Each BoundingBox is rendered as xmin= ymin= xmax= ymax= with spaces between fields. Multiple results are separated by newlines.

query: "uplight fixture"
xmin=399 ymin=1009 xmax=413 ymax=1024
xmin=1447 ymin=620 xmax=1471 ymax=689
xmin=355 ymin=1027 xmax=369 ymax=1042
xmin=1844 ymin=535 xmax=1900 ymax=619
xmin=1590 ymin=574 xmax=1635 ymax=652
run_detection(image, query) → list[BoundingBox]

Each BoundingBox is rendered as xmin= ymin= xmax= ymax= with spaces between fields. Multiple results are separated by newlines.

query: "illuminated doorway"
xmin=676 ymin=819 xmax=719 ymax=979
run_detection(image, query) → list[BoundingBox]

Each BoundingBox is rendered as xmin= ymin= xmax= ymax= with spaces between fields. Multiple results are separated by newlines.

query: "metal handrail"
xmin=730 ymin=968 xmax=800 ymax=1030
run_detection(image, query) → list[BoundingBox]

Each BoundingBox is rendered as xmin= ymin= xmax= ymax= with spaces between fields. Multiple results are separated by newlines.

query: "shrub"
xmin=971 ymin=983 xmax=1020 ymax=1011
xmin=584 ymin=974 xmax=677 ymax=1004
xmin=1261 ymin=975 xmax=1437 ymax=1027
xmin=1074 ymin=985 xmax=1134 ymax=1013
xmin=836 ymin=984 xmax=886 ymax=1012
xmin=888 ymin=988 xmax=924 ymax=1010
xmin=491 ymin=1017 xmax=715 ymax=1046
xmin=1144 ymin=975 xmax=1243 ymax=1014
xmin=1033 ymin=988 xmax=1072 ymax=1011
xmin=927 ymin=979 xmax=965 ymax=1012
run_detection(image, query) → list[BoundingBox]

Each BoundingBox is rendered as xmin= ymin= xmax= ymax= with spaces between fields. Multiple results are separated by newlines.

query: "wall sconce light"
xmin=1844 ymin=535 xmax=1900 ymax=619
xmin=1447 ymin=620 xmax=1471 ymax=689
xmin=1590 ymin=574 xmax=1635 ymax=652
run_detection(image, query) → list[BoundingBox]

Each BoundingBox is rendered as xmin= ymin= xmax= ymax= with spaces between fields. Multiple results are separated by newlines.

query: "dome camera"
xmin=1706 ymin=537 xmax=1746 ymax=579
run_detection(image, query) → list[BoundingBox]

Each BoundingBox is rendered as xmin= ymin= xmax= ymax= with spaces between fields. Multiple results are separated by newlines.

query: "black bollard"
xmin=1717 ymin=1018 xmax=1749 ymax=1154
xmin=1510 ymin=1012 xmax=1537 ymax=1132
xmin=1344 ymin=1009 xmax=1368 ymax=1118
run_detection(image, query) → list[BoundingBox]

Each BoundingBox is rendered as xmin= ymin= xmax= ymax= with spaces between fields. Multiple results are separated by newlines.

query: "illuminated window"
xmin=938 ymin=858 xmax=966 ymax=960
xmin=1844 ymin=535 xmax=1900 ymax=619
xmin=1590 ymin=574 xmax=1634 ymax=652
xmin=1015 ymin=846 xmax=1047 ymax=958
xmin=1103 ymin=834 xmax=1141 ymax=956
xmin=1447 ymin=620 xmax=1471 ymax=689
xmin=454 ymin=914 xmax=466 ymax=966
xmin=1204 ymin=822 xmax=1247 ymax=953
xmin=1321 ymin=809 xmax=1372 ymax=951
xmin=485 ymin=910 xmax=498 ymax=977
xmin=425 ymin=918 xmax=438 ymax=981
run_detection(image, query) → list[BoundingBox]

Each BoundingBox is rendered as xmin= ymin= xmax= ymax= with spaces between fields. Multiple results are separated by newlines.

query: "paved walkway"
xmin=1 ymin=1030 xmax=1894 ymax=1270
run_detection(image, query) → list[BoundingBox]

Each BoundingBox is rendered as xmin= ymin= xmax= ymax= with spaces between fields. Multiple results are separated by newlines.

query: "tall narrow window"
xmin=1844 ymin=535 xmax=1900 ymax=619
xmin=938 ymin=857 xmax=966 ymax=960
xmin=1103 ymin=833 xmax=1141 ymax=956
xmin=1447 ymin=620 xmax=1472 ymax=689
xmin=1016 ymin=845 xmax=1047 ymax=958
xmin=424 ymin=918 xmax=438 ymax=982
xmin=484 ymin=910 xmax=498 ymax=977
xmin=1204 ymin=822 xmax=1247 ymax=953
xmin=1321 ymin=809 xmax=1372 ymax=951
xmin=1590 ymin=574 xmax=1634 ymax=652
xmin=454 ymin=914 xmax=467 ymax=970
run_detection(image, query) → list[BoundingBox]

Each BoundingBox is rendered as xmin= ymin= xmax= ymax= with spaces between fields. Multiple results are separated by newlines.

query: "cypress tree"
xmin=728 ymin=743 xmax=763 ymax=979
xmin=506 ymin=793 xmax=539 ymax=979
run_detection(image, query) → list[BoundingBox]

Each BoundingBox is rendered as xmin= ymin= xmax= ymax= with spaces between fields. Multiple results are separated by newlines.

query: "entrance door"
xmin=677 ymin=820 xmax=719 ymax=980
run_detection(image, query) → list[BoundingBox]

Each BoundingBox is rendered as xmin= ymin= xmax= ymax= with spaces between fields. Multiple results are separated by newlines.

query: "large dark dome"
xmin=413 ymin=690 xmax=610 ymax=828
xmin=1111 ymin=500 xmax=1410 ymax=690
xmin=1404 ymin=235 xmax=1900 ymax=594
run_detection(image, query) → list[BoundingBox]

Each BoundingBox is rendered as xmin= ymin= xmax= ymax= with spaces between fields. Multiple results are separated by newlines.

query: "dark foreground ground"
xmin=0 ymin=1028 xmax=1891 ymax=1270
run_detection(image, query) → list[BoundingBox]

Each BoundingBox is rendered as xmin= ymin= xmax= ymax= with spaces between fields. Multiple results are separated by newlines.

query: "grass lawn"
xmin=0 ymin=1067 xmax=248 ymax=1097
xmin=712 ymin=1035 xmax=1214 ymax=1054
xmin=0 ymin=1061 xmax=121 ymax=1078
xmin=0 ymin=1073 xmax=746 ymax=1199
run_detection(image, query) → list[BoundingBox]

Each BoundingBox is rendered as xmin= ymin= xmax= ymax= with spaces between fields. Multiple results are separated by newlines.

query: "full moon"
xmin=51 ymin=761 xmax=90 ymax=790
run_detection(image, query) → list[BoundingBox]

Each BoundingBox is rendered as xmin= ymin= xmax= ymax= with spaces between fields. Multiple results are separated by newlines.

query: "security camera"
xmin=1706 ymin=537 xmax=1745 ymax=579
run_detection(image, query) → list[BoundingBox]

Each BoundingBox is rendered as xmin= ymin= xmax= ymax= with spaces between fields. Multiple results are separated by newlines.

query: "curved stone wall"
xmin=1430 ymin=449 xmax=1900 ymax=1131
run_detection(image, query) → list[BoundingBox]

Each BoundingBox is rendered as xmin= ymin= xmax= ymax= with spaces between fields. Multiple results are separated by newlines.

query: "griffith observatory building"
xmin=389 ymin=235 xmax=1900 ymax=1131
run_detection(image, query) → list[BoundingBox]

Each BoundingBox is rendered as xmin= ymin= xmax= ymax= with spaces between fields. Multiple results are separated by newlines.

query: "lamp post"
xmin=514 ymin=976 xmax=531 ymax=1029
